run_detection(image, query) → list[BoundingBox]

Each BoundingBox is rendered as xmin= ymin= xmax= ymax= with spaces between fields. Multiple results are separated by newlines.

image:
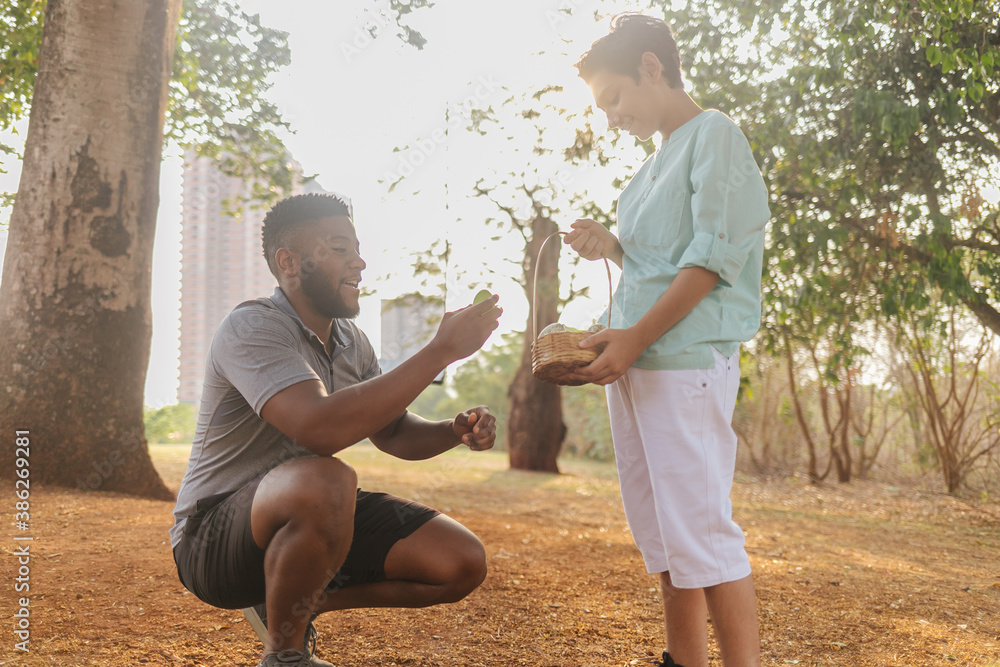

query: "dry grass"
xmin=1 ymin=443 xmax=997 ymax=666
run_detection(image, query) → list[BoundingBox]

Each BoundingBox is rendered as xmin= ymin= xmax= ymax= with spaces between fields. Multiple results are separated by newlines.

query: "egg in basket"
xmin=530 ymin=232 xmax=613 ymax=386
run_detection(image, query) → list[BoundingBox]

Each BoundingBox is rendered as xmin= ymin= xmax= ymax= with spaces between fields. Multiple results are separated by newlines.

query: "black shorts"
xmin=172 ymin=475 xmax=439 ymax=609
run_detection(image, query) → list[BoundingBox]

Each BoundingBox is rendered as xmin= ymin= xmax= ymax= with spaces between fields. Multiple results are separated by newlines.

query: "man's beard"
xmin=300 ymin=269 xmax=360 ymax=319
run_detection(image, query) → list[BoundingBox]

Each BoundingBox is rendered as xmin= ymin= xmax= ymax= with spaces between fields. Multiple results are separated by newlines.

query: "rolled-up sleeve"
xmin=678 ymin=230 xmax=749 ymax=287
xmin=679 ymin=125 xmax=768 ymax=288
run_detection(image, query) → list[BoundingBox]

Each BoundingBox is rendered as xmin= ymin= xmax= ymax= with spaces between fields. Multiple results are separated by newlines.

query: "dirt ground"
xmin=1 ymin=444 xmax=998 ymax=666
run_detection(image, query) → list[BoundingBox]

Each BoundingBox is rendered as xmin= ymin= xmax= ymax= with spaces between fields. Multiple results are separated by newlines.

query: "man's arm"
xmin=260 ymin=296 xmax=501 ymax=457
xmin=369 ymin=406 xmax=496 ymax=461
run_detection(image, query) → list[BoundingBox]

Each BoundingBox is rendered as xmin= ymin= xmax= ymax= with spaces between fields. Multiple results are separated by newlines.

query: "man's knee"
xmin=311 ymin=457 xmax=358 ymax=502
xmin=285 ymin=459 xmax=357 ymax=528
xmin=271 ymin=457 xmax=357 ymax=505
xmin=440 ymin=534 xmax=487 ymax=603
xmin=302 ymin=456 xmax=357 ymax=489
xmin=252 ymin=457 xmax=358 ymax=547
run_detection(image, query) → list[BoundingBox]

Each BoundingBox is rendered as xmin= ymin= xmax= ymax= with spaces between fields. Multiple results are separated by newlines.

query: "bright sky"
xmin=0 ymin=0 xmax=648 ymax=406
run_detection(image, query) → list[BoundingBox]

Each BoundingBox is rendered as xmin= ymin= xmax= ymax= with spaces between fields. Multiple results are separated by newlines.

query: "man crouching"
xmin=169 ymin=193 xmax=502 ymax=666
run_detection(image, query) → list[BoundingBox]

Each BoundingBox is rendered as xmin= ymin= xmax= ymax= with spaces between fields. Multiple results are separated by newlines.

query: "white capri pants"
xmin=606 ymin=347 xmax=751 ymax=589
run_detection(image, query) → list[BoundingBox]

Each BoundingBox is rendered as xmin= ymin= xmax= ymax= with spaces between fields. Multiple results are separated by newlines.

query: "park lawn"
xmin=0 ymin=442 xmax=997 ymax=666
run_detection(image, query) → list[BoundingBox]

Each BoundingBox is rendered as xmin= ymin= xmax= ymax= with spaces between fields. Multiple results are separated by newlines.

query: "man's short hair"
xmin=261 ymin=193 xmax=352 ymax=278
xmin=576 ymin=14 xmax=683 ymax=89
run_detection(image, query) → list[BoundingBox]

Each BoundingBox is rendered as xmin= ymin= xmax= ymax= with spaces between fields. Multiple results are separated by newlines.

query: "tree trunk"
xmin=782 ymin=331 xmax=824 ymax=483
xmin=833 ymin=388 xmax=853 ymax=483
xmin=507 ymin=217 xmax=565 ymax=473
xmin=0 ymin=0 xmax=181 ymax=499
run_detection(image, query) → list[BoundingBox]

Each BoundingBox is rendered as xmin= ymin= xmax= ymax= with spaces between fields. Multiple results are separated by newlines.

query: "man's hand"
xmin=428 ymin=295 xmax=502 ymax=364
xmin=453 ymin=406 xmax=496 ymax=451
xmin=563 ymin=218 xmax=624 ymax=268
xmin=566 ymin=327 xmax=646 ymax=386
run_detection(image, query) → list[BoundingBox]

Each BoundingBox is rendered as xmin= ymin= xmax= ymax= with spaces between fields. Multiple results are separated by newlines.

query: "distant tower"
xmin=177 ymin=149 xmax=323 ymax=405
xmin=380 ymin=293 xmax=445 ymax=383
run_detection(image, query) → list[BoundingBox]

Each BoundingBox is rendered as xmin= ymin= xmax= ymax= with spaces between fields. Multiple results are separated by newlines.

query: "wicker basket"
xmin=530 ymin=232 xmax=613 ymax=386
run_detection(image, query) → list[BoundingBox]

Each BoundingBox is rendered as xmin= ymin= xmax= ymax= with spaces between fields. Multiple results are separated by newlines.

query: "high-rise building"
xmin=177 ymin=149 xmax=324 ymax=404
xmin=380 ymin=293 xmax=445 ymax=383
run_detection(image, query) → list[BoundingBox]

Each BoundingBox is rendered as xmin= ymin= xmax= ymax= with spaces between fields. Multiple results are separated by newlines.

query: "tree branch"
xmin=839 ymin=213 xmax=1000 ymax=337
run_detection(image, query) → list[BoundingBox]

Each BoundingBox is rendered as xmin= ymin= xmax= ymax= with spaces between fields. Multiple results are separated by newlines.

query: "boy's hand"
xmin=564 ymin=218 xmax=623 ymax=267
xmin=429 ymin=295 xmax=502 ymax=363
xmin=567 ymin=327 xmax=645 ymax=386
xmin=453 ymin=406 xmax=496 ymax=451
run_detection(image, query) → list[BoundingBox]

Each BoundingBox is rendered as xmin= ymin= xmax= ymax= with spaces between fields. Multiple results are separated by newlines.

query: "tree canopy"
xmin=652 ymin=0 xmax=1000 ymax=339
xmin=0 ymin=0 xmax=295 ymax=223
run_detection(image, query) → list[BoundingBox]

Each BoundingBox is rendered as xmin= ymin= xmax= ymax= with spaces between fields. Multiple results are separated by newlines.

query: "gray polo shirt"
xmin=169 ymin=287 xmax=381 ymax=547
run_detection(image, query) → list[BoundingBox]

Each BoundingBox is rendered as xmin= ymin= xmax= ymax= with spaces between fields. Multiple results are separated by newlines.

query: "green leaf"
xmin=942 ymin=52 xmax=958 ymax=73
xmin=926 ymin=44 xmax=942 ymax=66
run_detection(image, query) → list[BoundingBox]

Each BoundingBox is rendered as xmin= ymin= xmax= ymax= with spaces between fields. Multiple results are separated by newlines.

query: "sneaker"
xmin=256 ymin=649 xmax=314 ymax=667
xmin=654 ymin=652 xmax=684 ymax=667
xmin=243 ymin=603 xmax=333 ymax=667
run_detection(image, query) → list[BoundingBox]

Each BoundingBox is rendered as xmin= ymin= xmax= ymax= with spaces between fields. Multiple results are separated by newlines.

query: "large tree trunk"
xmin=507 ymin=217 xmax=565 ymax=473
xmin=0 ymin=0 xmax=181 ymax=499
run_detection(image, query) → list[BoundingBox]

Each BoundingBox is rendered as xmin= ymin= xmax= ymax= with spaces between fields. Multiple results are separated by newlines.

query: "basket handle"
xmin=531 ymin=231 xmax=613 ymax=340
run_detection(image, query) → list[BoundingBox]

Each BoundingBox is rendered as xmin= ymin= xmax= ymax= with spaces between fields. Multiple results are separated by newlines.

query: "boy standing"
xmin=565 ymin=14 xmax=769 ymax=667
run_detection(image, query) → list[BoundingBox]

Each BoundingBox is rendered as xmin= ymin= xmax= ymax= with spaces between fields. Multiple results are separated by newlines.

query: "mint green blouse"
xmin=607 ymin=110 xmax=770 ymax=370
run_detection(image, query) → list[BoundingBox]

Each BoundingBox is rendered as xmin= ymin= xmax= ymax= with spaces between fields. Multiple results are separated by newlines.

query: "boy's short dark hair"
xmin=261 ymin=193 xmax=352 ymax=277
xmin=576 ymin=14 xmax=683 ymax=89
